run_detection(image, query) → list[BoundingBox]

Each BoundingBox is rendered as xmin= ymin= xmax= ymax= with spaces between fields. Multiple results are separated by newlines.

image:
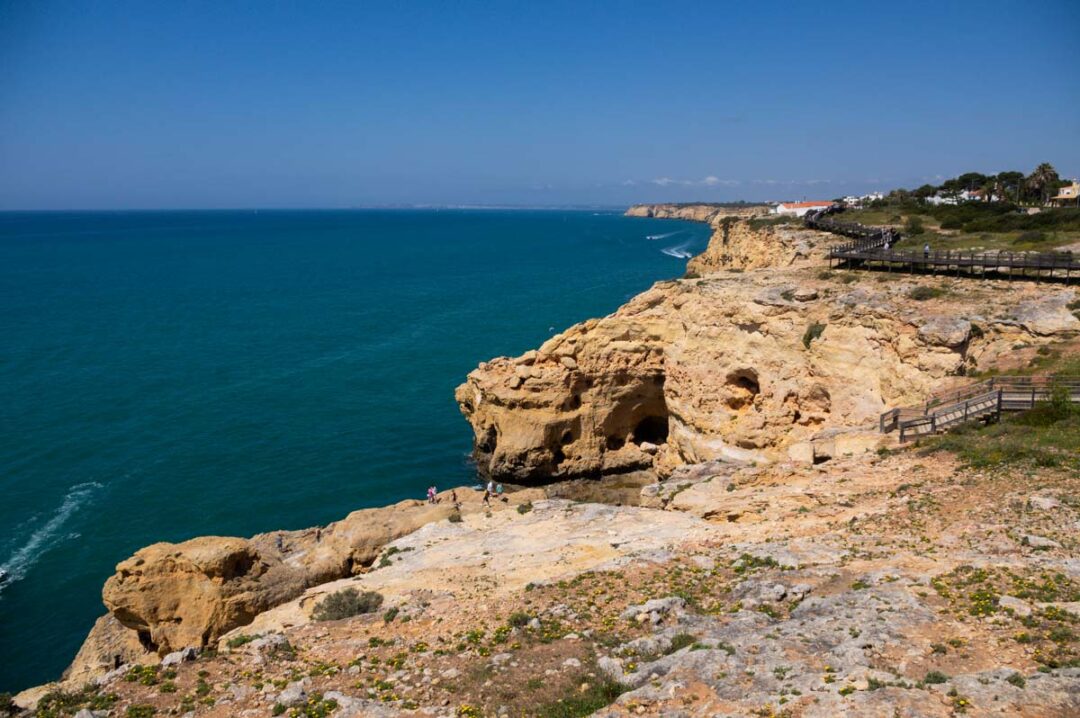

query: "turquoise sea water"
xmin=0 ymin=209 xmax=710 ymax=691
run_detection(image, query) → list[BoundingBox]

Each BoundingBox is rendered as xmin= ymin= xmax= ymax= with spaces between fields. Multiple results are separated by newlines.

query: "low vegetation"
xmin=921 ymin=395 xmax=1079 ymax=471
xmin=311 ymin=588 xmax=384 ymax=622
xmin=908 ymin=286 xmax=944 ymax=301
xmin=531 ymin=673 xmax=626 ymax=718
xmin=802 ymin=322 xmax=826 ymax=349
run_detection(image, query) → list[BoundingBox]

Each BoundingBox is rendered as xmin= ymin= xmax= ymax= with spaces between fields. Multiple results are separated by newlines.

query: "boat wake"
xmin=0 ymin=481 xmax=101 ymax=594
xmin=660 ymin=242 xmax=694 ymax=259
xmin=646 ymin=230 xmax=683 ymax=241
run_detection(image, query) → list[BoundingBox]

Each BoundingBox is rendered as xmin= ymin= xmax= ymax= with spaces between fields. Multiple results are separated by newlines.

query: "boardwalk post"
xmin=997 ymin=389 xmax=1003 ymax=422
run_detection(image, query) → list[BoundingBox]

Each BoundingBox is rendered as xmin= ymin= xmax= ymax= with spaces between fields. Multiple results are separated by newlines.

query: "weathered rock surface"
xmin=457 ymin=270 xmax=1072 ymax=482
xmin=90 ymin=489 xmax=540 ymax=663
xmin=61 ymin=613 xmax=156 ymax=686
xmin=222 ymin=499 xmax=718 ymax=639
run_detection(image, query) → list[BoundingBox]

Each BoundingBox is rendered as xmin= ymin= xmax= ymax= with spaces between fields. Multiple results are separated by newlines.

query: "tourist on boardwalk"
xmin=923 ymin=242 xmax=930 ymax=260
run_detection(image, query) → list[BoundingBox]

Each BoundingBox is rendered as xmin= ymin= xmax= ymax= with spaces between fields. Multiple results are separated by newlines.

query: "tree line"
xmin=883 ymin=163 xmax=1069 ymax=206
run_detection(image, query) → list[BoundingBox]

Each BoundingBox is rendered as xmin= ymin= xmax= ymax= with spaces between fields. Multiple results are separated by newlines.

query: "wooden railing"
xmin=880 ymin=376 xmax=1080 ymax=441
xmin=806 ymin=205 xmax=1080 ymax=282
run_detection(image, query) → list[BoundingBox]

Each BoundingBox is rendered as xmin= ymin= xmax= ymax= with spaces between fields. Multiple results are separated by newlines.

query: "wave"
xmin=646 ymin=230 xmax=684 ymax=241
xmin=660 ymin=241 xmax=694 ymax=259
xmin=0 ymin=482 xmax=101 ymax=593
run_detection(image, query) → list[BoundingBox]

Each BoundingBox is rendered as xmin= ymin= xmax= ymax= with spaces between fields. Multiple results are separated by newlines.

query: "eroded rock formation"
xmin=456 ymin=210 xmax=1078 ymax=482
xmin=80 ymin=495 xmax=527 ymax=666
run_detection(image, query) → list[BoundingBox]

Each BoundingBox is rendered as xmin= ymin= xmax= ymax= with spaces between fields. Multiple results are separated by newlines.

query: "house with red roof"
xmin=772 ymin=200 xmax=834 ymax=217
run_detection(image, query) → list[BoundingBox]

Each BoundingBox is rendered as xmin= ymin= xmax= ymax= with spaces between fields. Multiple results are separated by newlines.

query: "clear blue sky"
xmin=1 ymin=1 xmax=1077 ymax=209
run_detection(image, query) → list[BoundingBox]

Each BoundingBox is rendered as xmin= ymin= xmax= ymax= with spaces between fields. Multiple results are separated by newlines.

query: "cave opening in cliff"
xmin=724 ymin=369 xmax=760 ymax=410
xmin=632 ymin=415 xmax=669 ymax=445
xmin=478 ymin=426 xmax=497 ymax=453
xmin=137 ymin=630 xmax=157 ymax=653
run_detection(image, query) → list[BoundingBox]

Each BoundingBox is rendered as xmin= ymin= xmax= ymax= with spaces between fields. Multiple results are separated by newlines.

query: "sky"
xmin=1 ymin=1 xmax=1078 ymax=209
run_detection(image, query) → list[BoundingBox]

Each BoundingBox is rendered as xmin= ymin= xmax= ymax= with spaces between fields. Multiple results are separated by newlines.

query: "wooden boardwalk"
xmin=805 ymin=206 xmax=1080 ymax=283
xmin=879 ymin=376 xmax=1080 ymax=441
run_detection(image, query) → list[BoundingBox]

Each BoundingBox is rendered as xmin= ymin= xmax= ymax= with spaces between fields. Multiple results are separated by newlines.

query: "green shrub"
xmin=1006 ymin=672 xmax=1026 ymax=688
xmin=516 ymin=501 xmax=533 ymax=515
xmin=0 ymin=693 xmax=12 ymax=716
xmin=508 ymin=611 xmax=531 ymax=628
xmin=226 ymin=634 xmax=258 ymax=648
xmin=924 ymin=671 xmax=949 ymax=684
xmin=802 ymin=322 xmax=826 ymax=349
xmin=1045 ymin=382 xmax=1078 ymax=421
xmin=126 ymin=706 xmax=156 ymax=718
xmin=124 ymin=664 xmax=159 ymax=686
xmin=666 ymin=633 xmax=696 ymax=654
xmin=383 ymin=607 xmax=399 ymax=623
xmin=908 ymin=286 xmax=944 ymax=301
xmin=448 ymin=511 xmax=463 ymax=523
xmin=904 ymin=216 xmax=925 ymax=235
xmin=311 ymin=588 xmax=384 ymax=622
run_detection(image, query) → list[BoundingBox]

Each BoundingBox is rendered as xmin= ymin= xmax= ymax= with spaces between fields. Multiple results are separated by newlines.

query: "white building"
xmin=841 ymin=192 xmax=884 ymax=208
xmin=772 ymin=201 xmax=834 ymax=217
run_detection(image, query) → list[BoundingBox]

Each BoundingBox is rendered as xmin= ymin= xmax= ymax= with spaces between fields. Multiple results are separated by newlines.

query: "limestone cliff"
xmin=456 ymin=209 xmax=1078 ymax=482
xmin=624 ymin=202 xmax=767 ymax=223
xmin=63 ymin=491 xmax=541 ymax=682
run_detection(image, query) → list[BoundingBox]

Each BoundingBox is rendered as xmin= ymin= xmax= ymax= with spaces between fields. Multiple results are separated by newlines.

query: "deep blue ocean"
xmin=0 ymin=209 xmax=710 ymax=691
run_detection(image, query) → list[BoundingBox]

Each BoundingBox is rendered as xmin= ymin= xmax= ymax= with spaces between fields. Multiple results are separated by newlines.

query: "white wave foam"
xmin=0 ymin=482 xmax=101 ymax=592
xmin=646 ymin=230 xmax=684 ymax=240
xmin=660 ymin=241 xmax=694 ymax=259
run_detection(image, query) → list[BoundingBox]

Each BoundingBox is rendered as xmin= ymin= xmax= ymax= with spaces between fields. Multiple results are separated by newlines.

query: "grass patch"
xmin=666 ymin=633 xmax=696 ymax=654
xmin=311 ymin=588 xmax=384 ymax=622
xmin=921 ymin=407 xmax=1080 ymax=471
xmin=932 ymin=566 xmax=1079 ymax=668
xmin=226 ymin=634 xmax=258 ymax=649
xmin=32 ymin=686 xmax=118 ymax=718
xmin=532 ymin=674 xmax=626 ymax=718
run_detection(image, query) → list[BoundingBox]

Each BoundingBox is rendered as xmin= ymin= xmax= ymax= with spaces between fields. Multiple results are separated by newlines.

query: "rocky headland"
xmin=10 ymin=204 xmax=1079 ymax=717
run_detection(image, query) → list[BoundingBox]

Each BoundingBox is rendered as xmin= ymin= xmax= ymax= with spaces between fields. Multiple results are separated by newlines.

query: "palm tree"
xmin=1025 ymin=163 xmax=1060 ymax=206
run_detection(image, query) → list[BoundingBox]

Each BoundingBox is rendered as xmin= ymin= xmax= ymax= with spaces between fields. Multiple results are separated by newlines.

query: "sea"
xmin=0 ymin=209 xmax=711 ymax=692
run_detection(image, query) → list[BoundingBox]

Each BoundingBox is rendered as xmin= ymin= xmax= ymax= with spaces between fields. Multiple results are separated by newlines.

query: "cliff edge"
xmin=455 ymin=205 xmax=1078 ymax=482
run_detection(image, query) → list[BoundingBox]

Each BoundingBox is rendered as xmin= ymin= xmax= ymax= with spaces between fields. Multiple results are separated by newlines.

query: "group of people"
xmin=426 ymin=481 xmax=505 ymax=507
xmin=482 ymin=479 xmax=505 ymax=506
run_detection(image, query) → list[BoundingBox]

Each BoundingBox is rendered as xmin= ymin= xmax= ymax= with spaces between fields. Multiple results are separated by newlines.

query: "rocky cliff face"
xmin=63 ymin=492 xmax=541 ymax=682
xmin=456 ymin=208 xmax=1079 ymax=482
xmin=624 ymin=203 xmax=766 ymax=223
